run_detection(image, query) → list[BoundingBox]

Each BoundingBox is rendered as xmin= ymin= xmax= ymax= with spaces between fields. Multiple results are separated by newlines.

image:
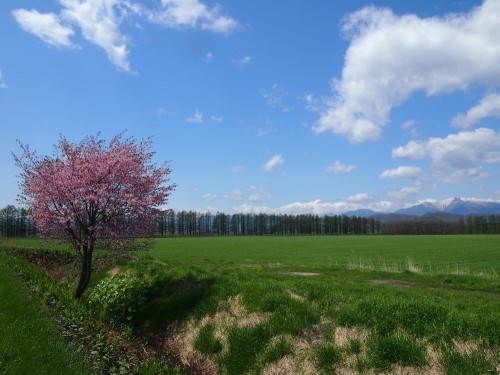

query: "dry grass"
xmin=165 ymin=294 xmax=269 ymax=374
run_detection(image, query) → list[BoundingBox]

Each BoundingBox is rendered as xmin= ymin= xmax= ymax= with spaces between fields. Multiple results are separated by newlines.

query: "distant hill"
xmin=342 ymin=197 xmax=500 ymax=220
xmin=395 ymin=197 xmax=500 ymax=216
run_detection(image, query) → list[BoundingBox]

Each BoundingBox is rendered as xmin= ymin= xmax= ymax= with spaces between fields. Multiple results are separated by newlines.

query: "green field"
xmin=149 ymin=235 xmax=500 ymax=276
xmin=1 ymin=235 xmax=499 ymax=374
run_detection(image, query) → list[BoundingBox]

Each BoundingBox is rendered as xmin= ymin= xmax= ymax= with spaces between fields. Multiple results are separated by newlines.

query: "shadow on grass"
xmin=134 ymin=277 xmax=214 ymax=338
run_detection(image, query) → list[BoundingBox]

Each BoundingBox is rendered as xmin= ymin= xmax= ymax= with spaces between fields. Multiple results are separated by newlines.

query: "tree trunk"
xmin=74 ymin=246 xmax=93 ymax=299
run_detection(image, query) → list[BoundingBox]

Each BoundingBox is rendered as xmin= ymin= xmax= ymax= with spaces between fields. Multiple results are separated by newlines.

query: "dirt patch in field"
xmin=0 ymin=241 xmax=18 ymax=248
xmin=276 ymin=271 xmax=321 ymax=277
xmin=164 ymin=294 xmax=269 ymax=375
xmin=334 ymin=326 xmax=369 ymax=347
xmin=367 ymin=279 xmax=417 ymax=288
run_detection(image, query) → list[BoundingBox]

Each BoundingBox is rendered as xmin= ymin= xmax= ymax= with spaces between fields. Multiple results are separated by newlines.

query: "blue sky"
xmin=1 ymin=0 xmax=500 ymax=214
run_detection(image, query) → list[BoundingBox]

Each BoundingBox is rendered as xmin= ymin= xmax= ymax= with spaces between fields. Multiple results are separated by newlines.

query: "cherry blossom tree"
xmin=14 ymin=133 xmax=176 ymax=298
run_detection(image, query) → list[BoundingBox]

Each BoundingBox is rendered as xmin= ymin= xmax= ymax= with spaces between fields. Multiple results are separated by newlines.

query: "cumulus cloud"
xmin=325 ymin=160 xmax=355 ymax=174
xmin=275 ymin=199 xmax=392 ymax=216
xmin=185 ymin=109 xmax=204 ymax=123
xmin=148 ymin=0 xmax=239 ymax=33
xmin=379 ymin=166 xmax=422 ymax=180
xmin=313 ymin=0 xmax=500 ymax=143
xmin=393 ymin=128 xmax=500 ymax=182
xmin=13 ymin=0 xmax=239 ymax=72
xmin=452 ymin=93 xmax=500 ymax=128
xmin=387 ymin=183 xmax=422 ymax=202
xmin=61 ymin=0 xmax=132 ymax=72
xmin=12 ymin=8 xmax=75 ymax=48
xmin=262 ymin=154 xmax=284 ymax=172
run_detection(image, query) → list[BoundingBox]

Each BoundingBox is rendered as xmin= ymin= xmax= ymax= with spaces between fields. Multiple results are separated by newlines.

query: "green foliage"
xmin=260 ymin=336 xmax=294 ymax=365
xmin=89 ymin=273 xmax=152 ymax=323
xmin=346 ymin=339 xmax=362 ymax=355
xmin=136 ymin=359 xmax=186 ymax=375
xmin=0 ymin=253 xmax=94 ymax=375
xmin=221 ymin=324 xmax=271 ymax=375
xmin=194 ymin=323 xmax=223 ymax=355
xmin=315 ymin=344 xmax=343 ymax=374
xmin=441 ymin=348 xmax=495 ymax=375
xmin=367 ymin=334 xmax=427 ymax=371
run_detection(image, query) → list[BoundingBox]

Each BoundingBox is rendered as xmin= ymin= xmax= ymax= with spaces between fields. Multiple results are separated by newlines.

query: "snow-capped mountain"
xmin=395 ymin=197 xmax=500 ymax=216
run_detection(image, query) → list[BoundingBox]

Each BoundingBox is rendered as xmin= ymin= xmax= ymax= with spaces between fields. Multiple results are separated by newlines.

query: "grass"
xmin=1 ymin=235 xmax=499 ymax=374
xmin=0 ymin=252 xmax=94 ymax=375
xmin=148 ymin=235 xmax=500 ymax=276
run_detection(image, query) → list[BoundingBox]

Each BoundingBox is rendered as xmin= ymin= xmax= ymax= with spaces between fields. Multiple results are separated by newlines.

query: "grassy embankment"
xmin=0 ymin=251 xmax=94 ymax=375
xmin=1 ymin=235 xmax=499 ymax=374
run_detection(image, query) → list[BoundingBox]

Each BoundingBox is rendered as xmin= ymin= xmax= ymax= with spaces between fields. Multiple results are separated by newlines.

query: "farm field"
xmin=1 ymin=235 xmax=499 ymax=374
xmin=149 ymin=235 xmax=500 ymax=276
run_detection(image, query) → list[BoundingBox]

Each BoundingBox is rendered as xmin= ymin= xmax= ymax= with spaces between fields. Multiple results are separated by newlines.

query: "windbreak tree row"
xmin=0 ymin=205 xmax=36 ymax=237
xmin=158 ymin=211 xmax=382 ymax=236
xmin=3 ymin=207 xmax=500 ymax=237
xmin=158 ymin=210 xmax=500 ymax=236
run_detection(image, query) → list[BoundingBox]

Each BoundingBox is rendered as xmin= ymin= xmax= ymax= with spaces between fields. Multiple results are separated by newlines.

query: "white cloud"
xmin=393 ymin=128 xmax=500 ymax=182
xmin=185 ymin=109 xmax=204 ymax=123
xmin=60 ymin=0 xmax=132 ymax=72
xmin=262 ymin=154 xmax=284 ymax=172
xmin=275 ymin=198 xmax=393 ymax=216
xmin=202 ymin=193 xmax=218 ymax=200
xmin=12 ymin=8 xmax=75 ymax=48
xmin=313 ymin=0 xmax=500 ymax=143
xmin=210 ymin=115 xmax=223 ymax=122
xmin=150 ymin=0 xmax=239 ymax=33
xmin=325 ymin=160 xmax=355 ymax=174
xmin=228 ymin=165 xmax=243 ymax=173
xmin=232 ymin=56 xmax=253 ymax=68
xmin=452 ymin=93 xmax=500 ymax=128
xmin=247 ymin=186 xmax=272 ymax=201
xmin=261 ymin=83 xmax=291 ymax=112
xmin=14 ymin=0 xmax=238 ymax=72
xmin=379 ymin=166 xmax=422 ymax=180
xmin=223 ymin=190 xmax=244 ymax=201
xmin=204 ymin=52 xmax=214 ymax=62
xmin=347 ymin=193 xmax=370 ymax=203
xmin=387 ymin=183 xmax=422 ymax=202
xmin=0 ymin=71 xmax=7 ymax=89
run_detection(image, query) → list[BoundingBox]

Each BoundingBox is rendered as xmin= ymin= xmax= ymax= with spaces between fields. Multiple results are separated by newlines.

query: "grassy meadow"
xmin=149 ymin=235 xmax=500 ymax=276
xmin=0 ymin=235 xmax=499 ymax=374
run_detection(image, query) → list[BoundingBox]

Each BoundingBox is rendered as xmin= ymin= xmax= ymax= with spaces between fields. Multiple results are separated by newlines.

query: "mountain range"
xmin=345 ymin=197 xmax=500 ymax=220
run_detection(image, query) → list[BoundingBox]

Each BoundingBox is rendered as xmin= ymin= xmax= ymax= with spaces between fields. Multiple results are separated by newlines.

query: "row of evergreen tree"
xmin=157 ymin=210 xmax=382 ymax=236
xmin=158 ymin=210 xmax=500 ymax=236
xmin=0 ymin=205 xmax=37 ymax=237
xmin=2 ymin=205 xmax=500 ymax=237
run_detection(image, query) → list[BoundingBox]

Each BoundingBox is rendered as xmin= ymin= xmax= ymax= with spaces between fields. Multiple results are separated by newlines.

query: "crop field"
xmin=1 ymin=235 xmax=499 ymax=374
xmin=149 ymin=235 xmax=500 ymax=276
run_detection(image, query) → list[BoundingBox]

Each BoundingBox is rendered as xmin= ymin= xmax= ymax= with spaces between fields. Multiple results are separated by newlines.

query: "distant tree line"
xmin=2 ymin=205 xmax=500 ymax=237
xmin=0 ymin=205 xmax=36 ymax=237
xmin=157 ymin=210 xmax=382 ymax=236
xmin=158 ymin=210 xmax=500 ymax=236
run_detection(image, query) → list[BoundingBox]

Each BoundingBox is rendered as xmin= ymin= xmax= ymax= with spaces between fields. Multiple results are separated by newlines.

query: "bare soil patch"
xmin=275 ymin=271 xmax=321 ymax=277
xmin=367 ymin=279 xmax=417 ymax=288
